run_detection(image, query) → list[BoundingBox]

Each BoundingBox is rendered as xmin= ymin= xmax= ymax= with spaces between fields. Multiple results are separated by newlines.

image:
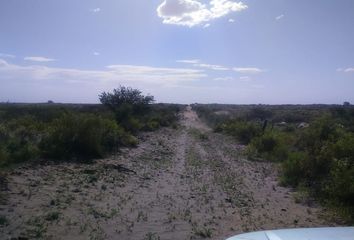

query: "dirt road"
xmin=0 ymin=107 xmax=336 ymax=240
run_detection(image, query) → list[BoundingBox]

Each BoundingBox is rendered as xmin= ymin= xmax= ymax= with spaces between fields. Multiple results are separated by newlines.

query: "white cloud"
xmin=203 ymin=23 xmax=211 ymax=28
xmin=24 ymin=56 xmax=56 ymax=62
xmin=0 ymin=59 xmax=9 ymax=67
xmin=177 ymin=59 xmax=229 ymax=71
xmin=90 ymin=8 xmax=101 ymax=13
xmin=178 ymin=60 xmax=264 ymax=73
xmin=233 ymin=67 xmax=264 ymax=74
xmin=0 ymin=53 xmax=16 ymax=58
xmin=177 ymin=59 xmax=200 ymax=64
xmin=337 ymin=67 xmax=354 ymax=73
xmin=344 ymin=68 xmax=354 ymax=72
xmin=214 ymin=76 xmax=252 ymax=81
xmin=194 ymin=63 xmax=229 ymax=71
xmin=157 ymin=0 xmax=248 ymax=27
xmin=275 ymin=14 xmax=284 ymax=21
xmin=105 ymin=65 xmax=207 ymax=84
xmin=93 ymin=52 xmax=100 ymax=56
xmin=239 ymin=76 xmax=251 ymax=81
xmin=213 ymin=76 xmax=233 ymax=81
xmin=228 ymin=18 xmax=235 ymax=22
xmin=0 ymin=59 xmax=206 ymax=86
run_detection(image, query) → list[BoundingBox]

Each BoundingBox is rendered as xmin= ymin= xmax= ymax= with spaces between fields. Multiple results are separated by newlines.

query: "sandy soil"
xmin=0 ymin=106 xmax=339 ymax=240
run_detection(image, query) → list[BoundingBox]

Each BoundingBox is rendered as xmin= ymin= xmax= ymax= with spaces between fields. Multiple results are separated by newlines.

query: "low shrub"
xmin=325 ymin=159 xmax=354 ymax=205
xmin=322 ymin=133 xmax=354 ymax=207
xmin=281 ymin=151 xmax=309 ymax=187
xmin=247 ymin=132 xmax=291 ymax=162
xmin=279 ymin=120 xmax=354 ymax=220
xmin=144 ymin=120 xmax=160 ymax=131
xmin=0 ymin=89 xmax=181 ymax=167
xmin=142 ymin=104 xmax=181 ymax=131
xmin=195 ymin=104 xmax=354 ymax=221
xmin=0 ymin=118 xmax=41 ymax=166
xmin=118 ymin=115 xmax=143 ymax=133
xmin=218 ymin=120 xmax=261 ymax=144
xmin=41 ymin=113 xmax=134 ymax=160
xmin=0 ymin=145 xmax=9 ymax=166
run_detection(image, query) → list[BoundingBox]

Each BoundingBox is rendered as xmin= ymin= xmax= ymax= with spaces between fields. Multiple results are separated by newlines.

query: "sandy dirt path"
xmin=0 ymin=106 xmax=337 ymax=240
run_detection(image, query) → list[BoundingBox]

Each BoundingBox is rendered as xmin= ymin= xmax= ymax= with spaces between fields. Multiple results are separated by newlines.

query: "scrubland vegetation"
xmin=0 ymin=100 xmax=348 ymax=239
xmin=193 ymin=104 xmax=354 ymax=222
xmin=0 ymin=86 xmax=181 ymax=167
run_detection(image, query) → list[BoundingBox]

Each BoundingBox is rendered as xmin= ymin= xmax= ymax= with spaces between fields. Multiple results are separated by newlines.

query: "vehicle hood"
xmin=226 ymin=227 xmax=354 ymax=240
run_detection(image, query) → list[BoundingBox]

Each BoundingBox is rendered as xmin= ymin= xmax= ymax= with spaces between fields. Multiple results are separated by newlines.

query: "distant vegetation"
xmin=193 ymin=103 xmax=354 ymax=222
xmin=0 ymin=86 xmax=181 ymax=167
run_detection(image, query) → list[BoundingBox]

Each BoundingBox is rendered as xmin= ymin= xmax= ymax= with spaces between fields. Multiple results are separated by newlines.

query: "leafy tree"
xmin=99 ymin=86 xmax=154 ymax=132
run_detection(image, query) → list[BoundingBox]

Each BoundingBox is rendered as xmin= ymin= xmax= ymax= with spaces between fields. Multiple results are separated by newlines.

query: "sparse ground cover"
xmin=0 ymin=106 xmax=343 ymax=240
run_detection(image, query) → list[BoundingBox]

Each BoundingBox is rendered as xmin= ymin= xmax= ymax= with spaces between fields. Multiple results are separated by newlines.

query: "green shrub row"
xmin=0 ymin=105 xmax=180 ymax=166
xmin=215 ymin=120 xmax=262 ymax=144
xmin=0 ymin=112 xmax=137 ymax=166
xmin=0 ymin=87 xmax=181 ymax=167
xmin=41 ymin=113 xmax=137 ymax=160
xmin=210 ymin=107 xmax=354 ymax=222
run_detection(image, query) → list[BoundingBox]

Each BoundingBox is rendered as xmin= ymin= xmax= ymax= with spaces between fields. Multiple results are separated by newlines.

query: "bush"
xmin=148 ymin=105 xmax=180 ymax=127
xmin=281 ymin=151 xmax=309 ymax=187
xmin=144 ymin=120 xmax=160 ymax=131
xmin=7 ymin=141 xmax=40 ymax=164
xmin=99 ymin=86 xmax=154 ymax=132
xmin=195 ymin=104 xmax=354 ymax=221
xmin=279 ymin=119 xmax=354 ymax=220
xmin=219 ymin=120 xmax=261 ymax=144
xmin=325 ymin=159 xmax=354 ymax=205
xmin=41 ymin=113 xmax=134 ymax=160
xmin=248 ymin=132 xmax=290 ymax=162
xmin=99 ymin=86 xmax=154 ymax=112
xmin=252 ymin=133 xmax=277 ymax=152
xmin=0 ymin=96 xmax=180 ymax=167
xmin=323 ymin=133 xmax=354 ymax=205
xmin=0 ymin=145 xmax=9 ymax=166
xmin=0 ymin=126 xmax=9 ymax=166
xmin=293 ymin=118 xmax=341 ymax=184
xmin=0 ymin=118 xmax=41 ymax=166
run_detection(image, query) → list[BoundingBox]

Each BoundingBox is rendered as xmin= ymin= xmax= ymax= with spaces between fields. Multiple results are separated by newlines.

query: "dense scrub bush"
xmin=280 ymin=119 xmax=353 ymax=220
xmin=200 ymin=104 xmax=354 ymax=221
xmin=193 ymin=105 xmax=231 ymax=128
xmin=99 ymin=87 xmax=180 ymax=132
xmin=281 ymin=151 xmax=309 ymax=186
xmin=248 ymin=132 xmax=290 ymax=162
xmin=0 ymin=118 xmax=41 ymax=166
xmin=0 ymin=88 xmax=180 ymax=167
xmin=216 ymin=120 xmax=261 ymax=144
xmin=41 ymin=113 xmax=136 ymax=160
xmin=325 ymin=159 xmax=354 ymax=205
xmin=287 ymin=118 xmax=341 ymax=188
xmin=315 ymin=131 xmax=354 ymax=203
xmin=99 ymin=86 xmax=154 ymax=132
xmin=0 ymin=109 xmax=137 ymax=166
xmin=193 ymin=104 xmax=334 ymax=126
xmin=275 ymin=118 xmax=351 ymax=184
xmin=143 ymin=104 xmax=181 ymax=131
xmin=0 ymin=145 xmax=8 ymax=166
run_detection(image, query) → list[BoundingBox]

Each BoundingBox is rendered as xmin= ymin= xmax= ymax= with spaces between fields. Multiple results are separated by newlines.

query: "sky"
xmin=0 ymin=0 xmax=354 ymax=104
